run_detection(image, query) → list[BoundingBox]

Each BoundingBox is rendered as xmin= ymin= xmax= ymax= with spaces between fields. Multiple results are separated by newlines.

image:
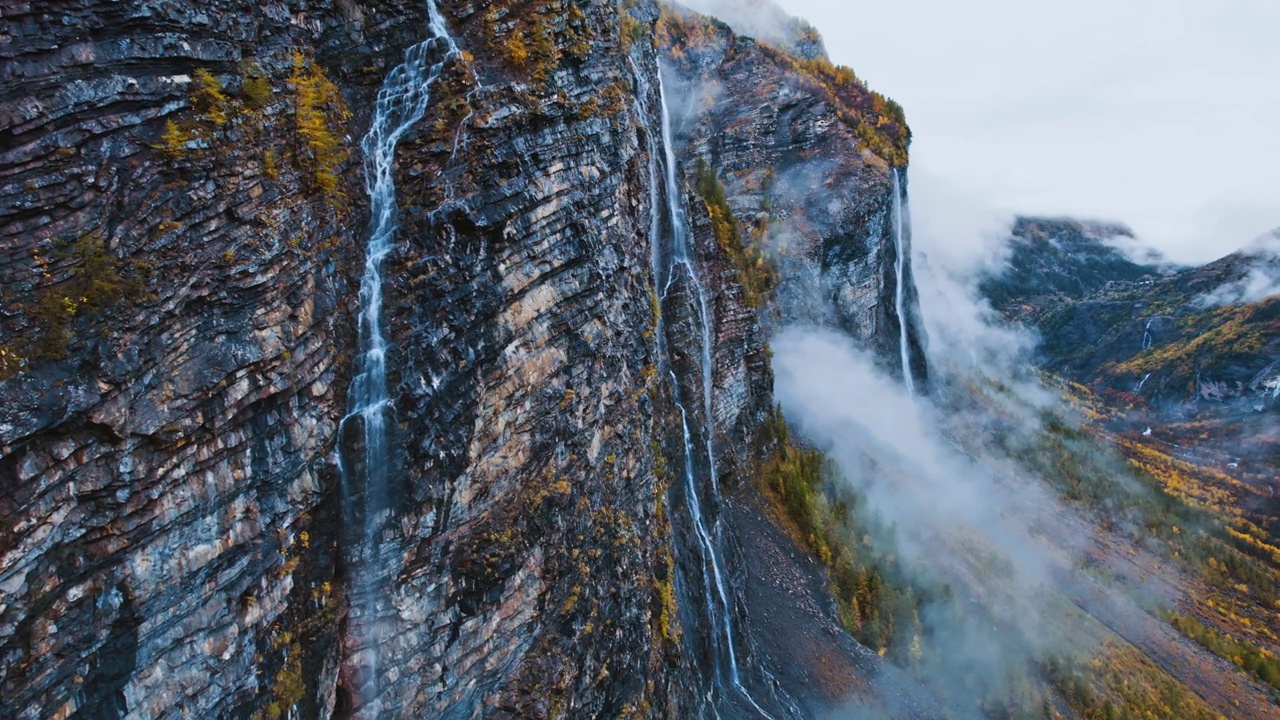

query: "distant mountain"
xmin=983 ymin=219 xmax=1280 ymax=526
xmin=979 ymin=216 xmax=1166 ymax=321
xmin=982 ymin=219 xmax=1278 ymax=405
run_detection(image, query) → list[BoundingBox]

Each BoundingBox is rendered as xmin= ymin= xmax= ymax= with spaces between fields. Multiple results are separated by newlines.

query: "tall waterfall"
xmin=340 ymin=0 xmax=457 ymax=710
xmin=891 ymin=168 xmax=916 ymax=396
xmin=653 ymin=69 xmax=776 ymax=719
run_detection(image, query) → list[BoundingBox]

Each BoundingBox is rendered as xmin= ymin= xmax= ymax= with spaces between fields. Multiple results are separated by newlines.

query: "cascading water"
xmin=652 ymin=68 xmax=778 ymax=719
xmin=891 ymin=168 xmax=916 ymax=397
xmin=340 ymin=0 xmax=458 ymax=710
xmin=658 ymin=84 xmax=722 ymax=496
xmin=671 ymin=371 xmax=729 ymax=682
xmin=1142 ymin=318 xmax=1154 ymax=350
xmin=1135 ymin=372 xmax=1152 ymax=394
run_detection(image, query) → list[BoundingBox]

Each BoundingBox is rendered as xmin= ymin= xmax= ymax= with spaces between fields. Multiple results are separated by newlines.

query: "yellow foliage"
xmin=0 ymin=344 xmax=22 ymax=381
xmin=191 ymin=68 xmax=229 ymax=125
xmin=620 ymin=12 xmax=644 ymax=51
xmin=505 ymin=29 xmax=530 ymax=68
xmin=158 ymin=119 xmax=191 ymax=158
xmin=289 ymin=51 xmax=351 ymax=199
xmin=1111 ymin=304 xmax=1270 ymax=379
xmin=1119 ymin=438 xmax=1246 ymax=516
xmin=263 ymin=148 xmax=279 ymax=180
xmin=242 ymin=73 xmax=273 ymax=109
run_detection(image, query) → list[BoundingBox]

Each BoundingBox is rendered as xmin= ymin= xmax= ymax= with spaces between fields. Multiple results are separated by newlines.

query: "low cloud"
xmin=773 ymin=328 xmax=1072 ymax=585
xmin=773 ymin=327 xmax=1086 ymax=714
xmin=907 ymin=172 xmax=1049 ymax=395
xmin=767 ymin=171 xmax=1178 ymax=715
xmin=673 ymin=0 xmax=823 ymax=55
xmin=1197 ymin=229 xmax=1280 ymax=307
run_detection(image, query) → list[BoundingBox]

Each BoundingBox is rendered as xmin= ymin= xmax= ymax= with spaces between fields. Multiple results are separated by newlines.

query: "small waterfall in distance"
xmin=891 ymin=168 xmax=916 ymax=396
xmin=339 ymin=0 xmax=457 ymax=712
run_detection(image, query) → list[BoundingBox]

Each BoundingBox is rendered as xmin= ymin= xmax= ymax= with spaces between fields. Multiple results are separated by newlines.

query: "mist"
xmin=1197 ymin=229 xmax=1280 ymax=307
xmin=772 ymin=322 xmax=1080 ymax=711
xmin=765 ymin=167 xmax=1185 ymax=716
xmin=674 ymin=0 xmax=822 ymax=55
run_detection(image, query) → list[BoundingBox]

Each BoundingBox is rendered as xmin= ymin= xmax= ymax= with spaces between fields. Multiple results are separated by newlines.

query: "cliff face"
xmin=0 ymin=1 xmax=923 ymax=718
xmin=651 ymin=8 xmax=933 ymax=715
xmin=333 ymin=1 xmax=690 ymax=716
xmin=0 ymin=1 xmax=434 ymax=717
xmin=657 ymin=8 xmax=927 ymax=387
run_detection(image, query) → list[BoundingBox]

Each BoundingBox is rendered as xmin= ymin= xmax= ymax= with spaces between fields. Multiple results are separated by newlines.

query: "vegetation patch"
xmin=21 ymin=231 xmax=146 ymax=362
xmin=1013 ymin=407 xmax=1280 ymax=612
xmin=486 ymin=0 xmax=590 ymax=86
xmin=618 ymin=0 xmax=645 ymax=51
xmin=1044 ymin=643 xmax=1221 ymax=720
xmin=288 ymin=51 xmax=352 ymax=199
xmin=1108 ymin=300 xmax=1277 ymax=382
xmin=1168 ymin=612 xmax=1280 ymax=690
xmin=156 ymin=68 xmax=232 ymax=157
xmin=240 ymin=61 xmax=273 ymax=109
xmin=755 ymin=411 xmax=922 ymax=658
xmin=693 ymin=160 xmax=776 ymax=307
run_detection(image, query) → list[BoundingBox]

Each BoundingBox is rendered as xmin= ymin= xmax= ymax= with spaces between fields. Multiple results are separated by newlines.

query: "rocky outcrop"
xmin=657 ymin=7 xmax=927 ymax=387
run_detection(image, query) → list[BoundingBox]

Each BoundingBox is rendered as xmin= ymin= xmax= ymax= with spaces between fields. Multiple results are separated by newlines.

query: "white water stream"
xmin=653 ymin=68 xmax=779 ymax=719
xmin=339 ymin=1 xmax=458 ymax=710
xmin=891 ymin=169 xmax=915 ymax=396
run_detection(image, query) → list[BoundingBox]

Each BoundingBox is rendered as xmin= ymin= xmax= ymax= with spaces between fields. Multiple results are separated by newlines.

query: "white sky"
xmin=773 ymin=0 xmax=1280 ymax=264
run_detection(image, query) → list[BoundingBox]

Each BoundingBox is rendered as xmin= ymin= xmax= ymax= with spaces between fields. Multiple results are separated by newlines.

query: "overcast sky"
xmin=768 ymin=0 xmax=1280 ymax=264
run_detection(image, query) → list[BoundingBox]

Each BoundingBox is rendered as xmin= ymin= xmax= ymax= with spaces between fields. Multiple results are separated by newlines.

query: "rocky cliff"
xmin=657 ymin=7 xmax=927 ymax=387
xmin=335 ymin=1 xmax=690 ymax=715
xmin=0 ymin=1 xmax=925 ymax=718
xmin=0 ymin=0 xmax=434 ymax=716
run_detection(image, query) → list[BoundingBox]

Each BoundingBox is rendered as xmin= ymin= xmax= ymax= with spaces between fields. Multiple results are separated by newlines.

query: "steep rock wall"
xmin=331 ymin=1 xmax=691 ymax=717
xmin=0 ymin=0 xmax=928 ymax=718
xmin=658 ymin=10 xmax=928 ymax=386
xmin=0 ymin=0 xmax=430 ymax=717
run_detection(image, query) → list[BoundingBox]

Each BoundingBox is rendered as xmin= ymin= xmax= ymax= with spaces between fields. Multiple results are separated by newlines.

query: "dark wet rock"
xmin=657 ymin=8 xmax=928 ymax=387
xmin=0 ymin=0 xmax=424 ymax=717
xmin=0 ymin=0 xmax=927 ymax=717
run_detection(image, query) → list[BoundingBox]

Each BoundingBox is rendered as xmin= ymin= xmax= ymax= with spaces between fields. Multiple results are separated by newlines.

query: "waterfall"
xmin=891 ymin=169 xmax=915 ymax=396
xmin=1142 ymin=319 xmax=1154 ymax=350
xmin=339 ymin=0 xmax=457 ymax=710
xmin=671 ymin=371 xmax=729 ymax=679
xmin=658 ymin=81 xmax=721 ymax=494
xmin=630 ymin=56 xmax=669 ymax=365
xmin=1135 ymin=372 xmax=1152 ymax=394
xmin=652 ymin=69 xmax=776 ymax=719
